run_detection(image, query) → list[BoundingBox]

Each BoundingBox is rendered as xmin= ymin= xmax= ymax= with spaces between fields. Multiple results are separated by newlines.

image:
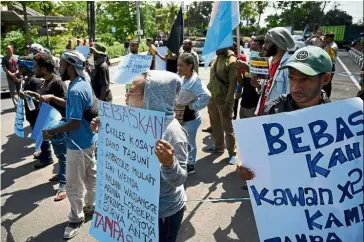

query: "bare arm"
xmin=48 ymin=119 xmax=81 ymax=135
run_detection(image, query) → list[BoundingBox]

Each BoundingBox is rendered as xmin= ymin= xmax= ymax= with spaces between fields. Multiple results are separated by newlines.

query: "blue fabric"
xmin=18 ymin=58 xmax=34 ymax=72
xmin=51 ymin=140 xmax=67 ymax=187
xmin=183 ymin=117 xmax=202 ymax=165
xmin=66 ymin=76 xmax=97 ymax=150
xmin=202 ymin=1 xmax=240 ymax=67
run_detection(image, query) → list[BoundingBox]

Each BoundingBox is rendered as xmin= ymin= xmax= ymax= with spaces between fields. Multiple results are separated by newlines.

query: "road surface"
xmin=1 ymin=50 xmax=361 ymax=242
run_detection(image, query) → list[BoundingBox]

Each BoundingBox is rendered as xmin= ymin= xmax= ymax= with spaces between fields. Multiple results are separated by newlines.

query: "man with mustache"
xmin=250 ymin=27 xmax=295 ymax=116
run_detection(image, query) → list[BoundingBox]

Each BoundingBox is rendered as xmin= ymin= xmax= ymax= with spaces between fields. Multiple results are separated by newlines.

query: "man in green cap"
xmin=262 ymin=45 xmax=332 ymax=115
xmin=236 ymin=46 xmax=334 ymax=181
xmin=90 ymin=43 xmax=113 ymax=102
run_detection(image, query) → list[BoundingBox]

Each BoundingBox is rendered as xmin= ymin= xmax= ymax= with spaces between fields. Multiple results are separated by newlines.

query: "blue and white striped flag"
xmin=202 ymin=1 xmax=240 ymax=68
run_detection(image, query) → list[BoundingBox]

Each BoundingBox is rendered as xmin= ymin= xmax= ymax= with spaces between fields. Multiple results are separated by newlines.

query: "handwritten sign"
xmin=14 ymin=98 xmax=25 ymax=138
xmin=76 ymin=46 xmax=90 ymax=59
xmin=113 ymin=54 xmax=152 ymax=84
xmin=30 ymin=103 xmax=62 ymax=150
xmin=89 ymin=101 xmax=165 ymax=242
xmin=233 ymin=98 xmax=363 ymax=242
xmin=155 ymin=47 xmax=168 ymax=70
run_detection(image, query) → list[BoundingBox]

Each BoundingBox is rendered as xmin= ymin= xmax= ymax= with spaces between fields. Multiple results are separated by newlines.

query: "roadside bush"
xmin=98 ymin=33 xmax=117 ymax=46
xmin=1 ymin=30 xmax=26 ymax=55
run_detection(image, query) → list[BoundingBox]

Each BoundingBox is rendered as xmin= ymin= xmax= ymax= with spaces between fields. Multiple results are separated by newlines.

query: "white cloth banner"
xmin=233 ymin=98 xmax=363 ymax=242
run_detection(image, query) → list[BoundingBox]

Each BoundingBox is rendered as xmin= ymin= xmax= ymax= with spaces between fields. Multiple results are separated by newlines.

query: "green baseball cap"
xmin=280 ymin=46 xmax=332 ymax=76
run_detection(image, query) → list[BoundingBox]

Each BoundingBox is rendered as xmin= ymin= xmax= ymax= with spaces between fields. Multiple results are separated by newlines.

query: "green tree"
xmin=322 ymin=8 xmax=353 ymax=26
xmin=186 ymin=1 xmax=213 ymax=36
xmin=256 ymin=1 xmax=268 ymax=26
xmin=240 ymin=2 xmax=258 ymax=26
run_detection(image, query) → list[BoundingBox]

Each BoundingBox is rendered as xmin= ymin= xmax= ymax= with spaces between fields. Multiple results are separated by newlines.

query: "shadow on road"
xmin=1 ymin=106 xmax=16 ymax=115
xmin=1 ymin=182 xmax=55 ymax=242
xmin=1 ymin=127 xmax=36 ymax=190
xmin=25 ymin=221 xmax=68 ymax=242
xmin=213 ymin=171 xmax=258 ymax=242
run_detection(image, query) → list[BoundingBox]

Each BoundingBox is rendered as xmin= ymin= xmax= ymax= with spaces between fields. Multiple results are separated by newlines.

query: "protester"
xmin=30 ymin=43 xmax=44 ymax=55
xmin=181 ymin=39 xmax=199 ymax=74
xmin=91 ymin=70 xmax=189 ymax=242
xmin=232 ymin=41 xmax=247 ymax=119
xmin=252 ymin=27 xmax=295 ymax=116
xmin=305 ymin=32 xmax=324 ymax=48
xmin=66 ymin=39 xmax=72 ymax=50
xmin=54 ymin=54 xmax=61 ymax=75
xmin=42 ymin=50 xmax=97 ymax=239
xmin=237 ymin=46 xmax=333 ymax=180
xmin=76 ymin=38 xmax=82 ymax=47
xmin=176 ymin=53 xmax=211 ymax=174
xmin=129 ymin=39 xmax=139 ymax=54
xmin=17 ymin=56 xmax=42 ymax=130
xmin=156 ymin=49 xmax=179 ymax=73
xmin=239 ymin=36 xmax=264 ymax=119
xmin=82 ymin=39 xmax=87 ymax=46
xmin=146 ymin=37 xmax=157 ymax=70
xmin=90 ymin=43 xmax=113 ymax=102
xmin=124 ymin=39 xmax=130 ymax=55
xmin=356 ymin=66 xmax=364 ymax=100
xmin=206 ymin=47 xmax=238 ymax=165
xmin=2 ymin=44 xmax=20 ymax=108
xmin=25 ymin=52 xmax=68 ymax=201
xmin=322 ymin=32 xmax=338 ymax=98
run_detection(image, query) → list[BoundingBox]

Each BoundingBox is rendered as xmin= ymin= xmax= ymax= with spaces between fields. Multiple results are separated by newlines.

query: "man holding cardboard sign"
xmin=237 ymin=46 xmax=333 ymax=179
xmin=235 ymin=46 xmax=363 ymax=241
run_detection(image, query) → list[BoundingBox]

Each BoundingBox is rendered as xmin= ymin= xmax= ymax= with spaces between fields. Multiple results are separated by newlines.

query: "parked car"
xmin=1 ymin=55 xmax=9 ymax=92
xmin=192 ymin=38 xmax=205 ymax=66
xmin=289 ymin=35 xmax=306 ymax=53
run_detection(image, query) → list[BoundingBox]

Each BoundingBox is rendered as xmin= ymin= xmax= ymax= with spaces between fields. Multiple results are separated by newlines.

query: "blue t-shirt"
xmin=66 ymin=76 xmax=97 ymax=150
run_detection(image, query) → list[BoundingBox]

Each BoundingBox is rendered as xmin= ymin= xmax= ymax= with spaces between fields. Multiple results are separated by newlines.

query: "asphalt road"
xmin=1 ymin=50 xmax=361 ymax=242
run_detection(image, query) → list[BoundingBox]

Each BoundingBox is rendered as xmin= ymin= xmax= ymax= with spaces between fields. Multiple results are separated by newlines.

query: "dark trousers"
xmin=233 ymin=99 xmax=239 ymax=120
xmin=40 ymin=140 xmax=53 ymax=163
xmin=159 ymin=207 xmax=185 ymax=242
xmin=323 ymin=64 xmax=335 ymax=98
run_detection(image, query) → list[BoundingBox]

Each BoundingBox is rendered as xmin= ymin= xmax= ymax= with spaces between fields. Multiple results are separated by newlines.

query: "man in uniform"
xmin=206 ymin=48 xmax=238 ymax=165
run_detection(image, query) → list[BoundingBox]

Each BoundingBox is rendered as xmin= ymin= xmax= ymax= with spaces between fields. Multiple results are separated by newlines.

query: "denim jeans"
xmin=51 ymin=138 xmax=67 ymax=189
xmin=183 ymin=117 xmax=202 ymax=165
xmin=159 ymin=206 xmax=185 ymax=242
xmin=40 ymin=140 xmax=53 ymax=164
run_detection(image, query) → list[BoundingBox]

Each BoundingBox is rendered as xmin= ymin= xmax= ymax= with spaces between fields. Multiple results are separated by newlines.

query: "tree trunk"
xmin=290 ymin=2 xmax=295 ymax=34
xmin=22 ymin=2 xmax=31 ymax=47
xmin=258 ymin=14 xmax=261 ymax=26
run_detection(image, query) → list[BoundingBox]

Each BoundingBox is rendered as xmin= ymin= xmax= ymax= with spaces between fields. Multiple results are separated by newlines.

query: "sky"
xmin=253 ymin=1 xmax=363 ymax=27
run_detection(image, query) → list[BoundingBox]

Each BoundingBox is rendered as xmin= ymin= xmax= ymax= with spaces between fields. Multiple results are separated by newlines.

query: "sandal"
xmin=49 ymin=174 xmax=59 ymax=182
xmin=54 ymin=190 xmax=67 ymax=202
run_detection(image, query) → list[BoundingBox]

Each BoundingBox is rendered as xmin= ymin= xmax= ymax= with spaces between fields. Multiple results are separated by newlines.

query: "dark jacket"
xmin=262 ymin=91 xmax=331 ymax=115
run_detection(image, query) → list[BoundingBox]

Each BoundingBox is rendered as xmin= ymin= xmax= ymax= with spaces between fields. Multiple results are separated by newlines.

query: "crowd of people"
xmin=2 ymin=23 xmax=364 ymax=241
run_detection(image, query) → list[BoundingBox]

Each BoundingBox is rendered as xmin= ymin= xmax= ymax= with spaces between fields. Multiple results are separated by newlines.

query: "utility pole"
xmin=136 ymin=1 xmax=141 ymax=42
xmin=90 ymin=1 xmax=96 ymax=42
xmin=87 ymin=1 xmax=90 ymax=43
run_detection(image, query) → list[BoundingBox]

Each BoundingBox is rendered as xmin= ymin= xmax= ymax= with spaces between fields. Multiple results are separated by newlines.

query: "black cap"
xmin=325 ymin=32 xmax=335 ymax=38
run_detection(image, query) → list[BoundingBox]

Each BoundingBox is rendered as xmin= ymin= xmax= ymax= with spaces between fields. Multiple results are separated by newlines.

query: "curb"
xmin=348 ymin=48 xmax=364 ymax=68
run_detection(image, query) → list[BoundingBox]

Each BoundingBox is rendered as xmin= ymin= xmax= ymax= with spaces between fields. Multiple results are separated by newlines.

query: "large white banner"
xmin=233 ymin=98 xmax=363 ymax=242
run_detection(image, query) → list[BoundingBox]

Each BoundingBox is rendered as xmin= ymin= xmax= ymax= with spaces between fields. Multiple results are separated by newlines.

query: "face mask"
xmin=250 ymin=51 xmax=260 ymax=59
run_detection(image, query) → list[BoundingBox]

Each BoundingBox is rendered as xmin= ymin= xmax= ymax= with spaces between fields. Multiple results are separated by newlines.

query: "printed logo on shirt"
xmin=295 ymin=50 xmax=310 ymax=61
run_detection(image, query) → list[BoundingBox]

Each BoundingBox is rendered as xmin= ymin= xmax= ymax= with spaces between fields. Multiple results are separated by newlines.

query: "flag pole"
xmin=236 ymin=1 xmax=241 ymax=56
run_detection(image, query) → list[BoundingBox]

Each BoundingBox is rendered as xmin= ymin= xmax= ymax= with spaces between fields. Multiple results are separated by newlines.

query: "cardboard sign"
xmin=112 ymin=54 xmax=152 ymax=84
xmin=89 ymin=101 xmax=165 ymax=242
xmin=233 ymin=98 xmax=364 ymax=242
